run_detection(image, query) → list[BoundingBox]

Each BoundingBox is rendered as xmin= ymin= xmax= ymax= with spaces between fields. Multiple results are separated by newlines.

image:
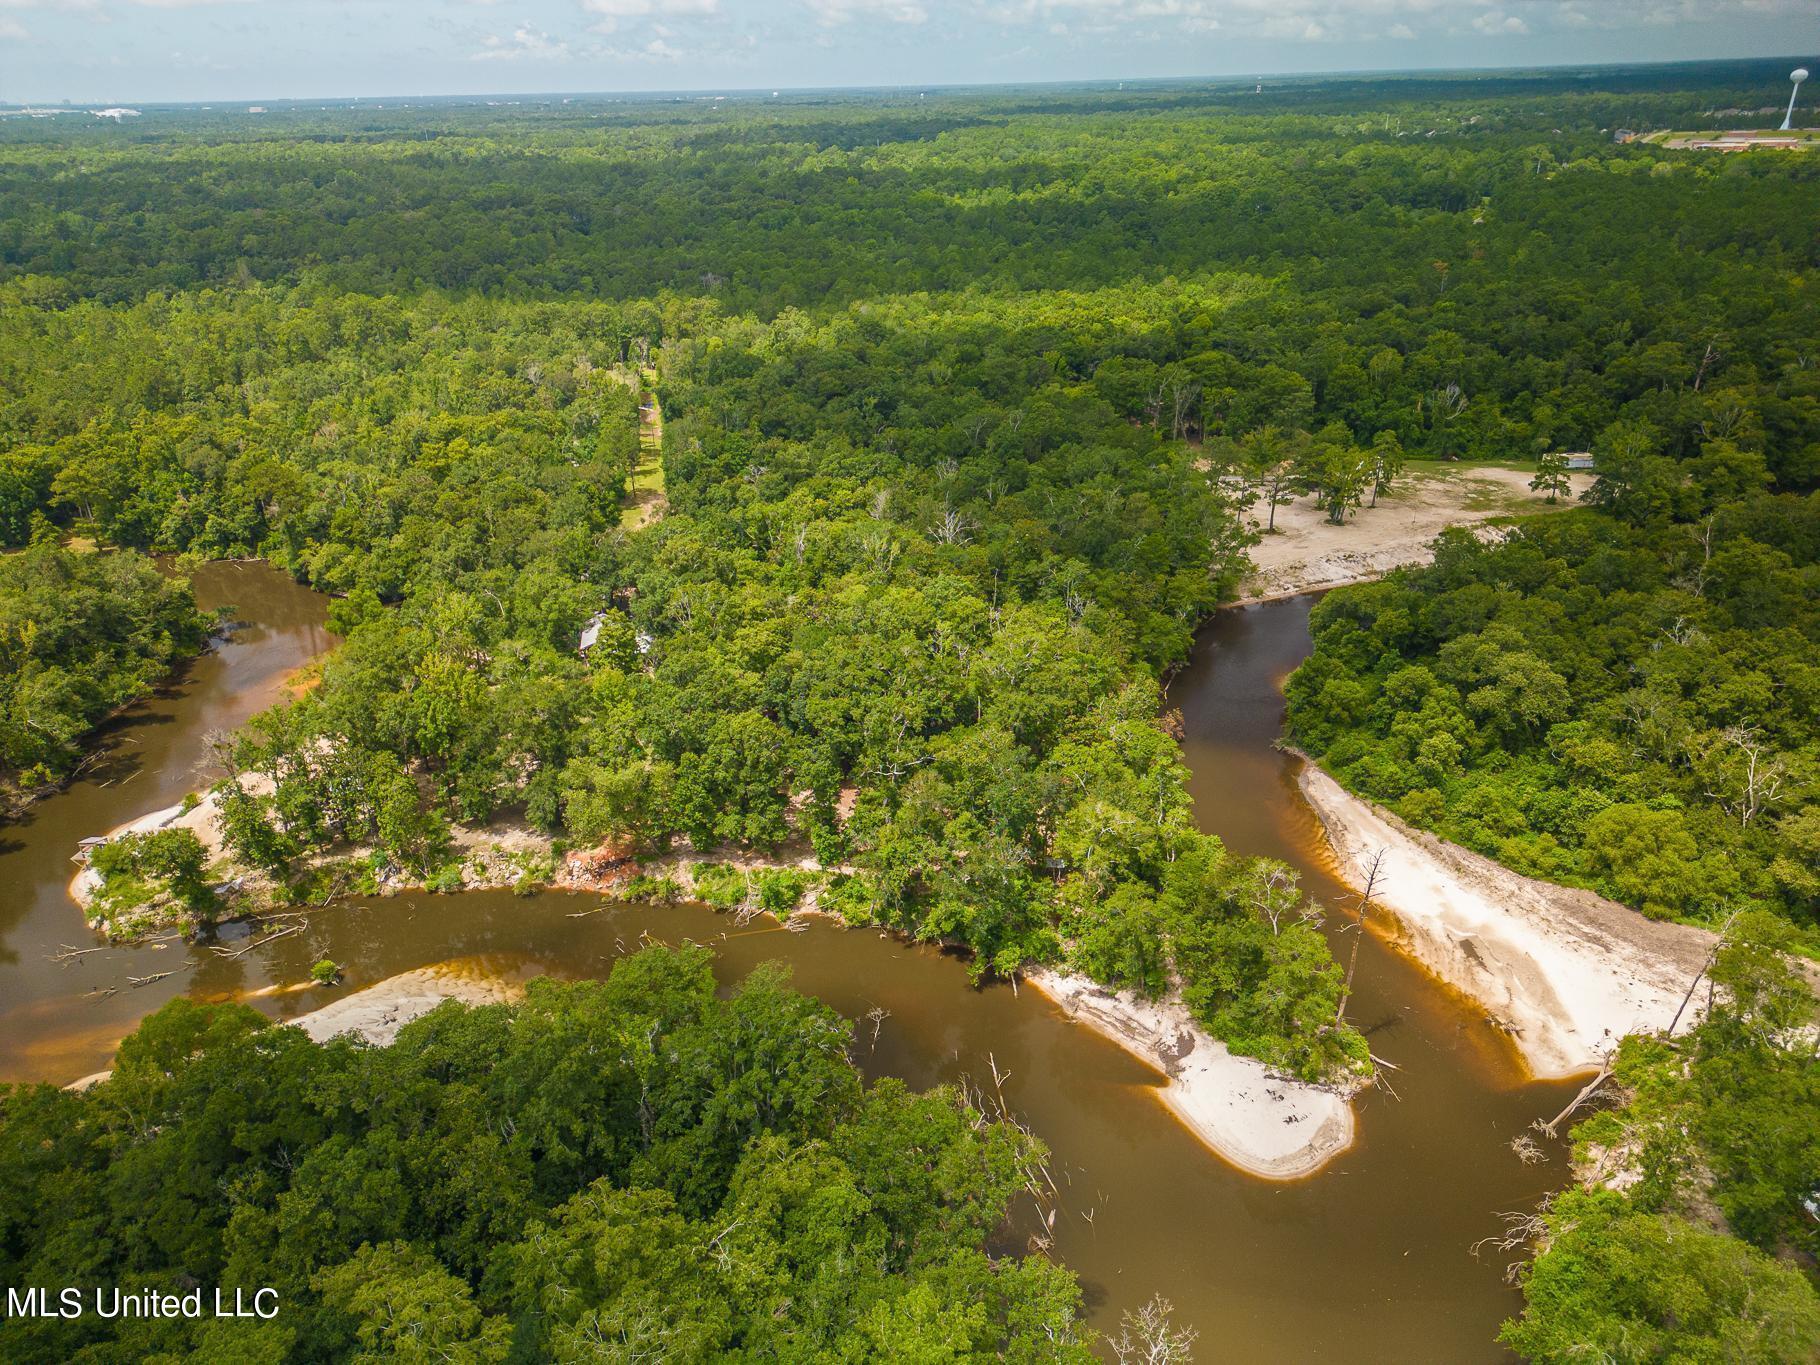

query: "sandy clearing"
xmin=1235 ymin=466 xmax=1595 ymax=605
xmin=67 ymin=775 xmax=271 ymax=911
xmin=290 ymin=960 xmax=525 ymax=1046
xmin=65 ymin=960 xmax=525 ymax=1089
xmin=1296 ymin=760 xmax=1716 ymax=1079
xmin=1028 ymin=970 xmax=1357 ymax=1181
xmin=71 ymin=784 xmax=569 ymax=922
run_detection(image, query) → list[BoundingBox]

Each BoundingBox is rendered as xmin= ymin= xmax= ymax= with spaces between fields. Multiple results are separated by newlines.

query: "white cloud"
xmin=473 ymin=24 xmax=570 ymax=60
xmin=593 ymin=33 xmax=699 ymax=59
xmin=0 ymin=0 xmax=225 ymax=7
xmin=1473 ymin=10 xmax=1529 ymax=35
xmin=583 ymin=0 xmax=719 ymax=12
xmin=805 ymin=0 xmax=931 ymax=24
xmin=986 ymin=0 xmax=1421 ymax=43
xmin=581 ymin=0 xmax=717 ymax=29
xmin=0 ymin=14 xmax=28 ymax=35
xmin=982 ymin=0 xmax=1806 ymax=45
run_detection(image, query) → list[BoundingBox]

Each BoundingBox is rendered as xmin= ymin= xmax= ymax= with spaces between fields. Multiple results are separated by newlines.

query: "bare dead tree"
xmin=1248 ymin=863 xmax=1304 ymax=937
xmin=1666 ymin=909 xmax=1741 ymax=1038
xmin=1429 ymin=381 xmax=1468 ymax=425
xmin=1471 ymin=1201 xmax=1553 ymax=1282
xmin=929 ymin=500 xmax=974 ymax=546
xmin=1692 ymin=338 xmax=1721 ymax=392
xmin=1702 ymin=726 xmax=1789 ymax=827
xmin=207 ymin=923 xmax=302 ymax=960
xmin=1534 ymin=1053 xmax=1615 ymax=1140
xmin=861 ymin=529 xmax=900 ymax=577
xmin=1143 ymin=383 xmax=1168 ymax=431
xmin=1336 ymin=848 xmax=1387 ymax=1027
xmin=1510 ymin=1134 xmax=1547 ymax=1165
xmin=1110 ymin=1296 xmax=1199 ymax=1365
xmin=1170 ymin=380 xmax=1202 ymax=443
xmin=864 ymin=1005 xmax=890 ymax=1051
xmin=1686 ymin=515 xmax=1718 ymax=599
xmin=51 ymin=944 xmax=109 ymax=963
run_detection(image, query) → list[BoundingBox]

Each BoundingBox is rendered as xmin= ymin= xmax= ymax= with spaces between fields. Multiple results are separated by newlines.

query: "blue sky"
xmin=0 ymin=0 xmax=1814 ymax=105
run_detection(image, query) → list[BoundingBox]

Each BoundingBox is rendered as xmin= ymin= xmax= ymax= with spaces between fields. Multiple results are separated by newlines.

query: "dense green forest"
xmin=0 ymin=267 xmax=1369 ymax=1079
xmin=1273 ymin=80 xmax=1819 ymax=942
xmin=0 ymin=547 xmax=209 ymax=809
xmin=1287 ymin=498 xmax=1820 ymax=931
xmin=0 ymin=946 xmax=1094 ymax=1361
xmin=4 ymin=60 xmax=1819 ymax=1358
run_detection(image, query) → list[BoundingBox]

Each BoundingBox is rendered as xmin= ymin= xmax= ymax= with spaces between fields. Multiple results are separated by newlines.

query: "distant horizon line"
xmin=2 ymin=52 xmax=1812 ymax=114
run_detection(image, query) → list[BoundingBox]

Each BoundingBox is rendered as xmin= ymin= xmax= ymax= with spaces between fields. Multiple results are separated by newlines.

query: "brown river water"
xmin=0 ymin=564 xmax=1580 ymax=1360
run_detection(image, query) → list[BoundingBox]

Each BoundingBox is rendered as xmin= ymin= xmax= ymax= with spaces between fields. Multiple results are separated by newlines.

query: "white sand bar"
xmin=67 ymin=962 xmax=522 ymax=1090
xmin=291 ymin=962 xmax=523 ymax=1046
xmin=1298 ymin=762 xmax=1716 ymax=1078
xmin=1029 ymin=970 xmax=1356 ymax=1181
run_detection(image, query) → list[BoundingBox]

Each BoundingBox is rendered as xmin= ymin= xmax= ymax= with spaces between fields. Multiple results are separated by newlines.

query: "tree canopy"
xmin=0 ymin=546 xmax=209 ymax=808
xmin=0 ymin=947 xmax=1093 ymax=1363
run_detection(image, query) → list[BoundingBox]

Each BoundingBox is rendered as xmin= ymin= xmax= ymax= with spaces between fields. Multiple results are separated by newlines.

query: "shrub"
xmin=90 ymin=828 xmax=214 ymax=914
xmin=818 ymin=874 xmax=879 ymax=926
xmin=425 ymin=862 xmax=466 ymax=894
xmin=689 ymin=862 xmax=748 ymax=910
xmin=621 ymin=873 xmax=682 ymax=903
xmin=754 ymin=868 xmax=816 ymax=916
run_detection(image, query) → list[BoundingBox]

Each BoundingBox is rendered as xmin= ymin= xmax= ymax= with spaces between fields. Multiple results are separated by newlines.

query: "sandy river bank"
xmin=1295 ymin=760 xmax=1716 ymax=1079
xmin=68 ymin=778 xmax=1366 ymax=1180
xmin=66 ymin=960 xmax=522 ymax=1089
xmin=1027 ymin=971 xmax=1357 ymax=1180
xmin=289 ymin=960 xmax=525 ymax=1045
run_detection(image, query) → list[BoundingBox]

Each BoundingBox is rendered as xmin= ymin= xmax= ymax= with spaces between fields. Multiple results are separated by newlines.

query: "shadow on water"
xmin=0 ymin=577 xmax=1577 ymax=1360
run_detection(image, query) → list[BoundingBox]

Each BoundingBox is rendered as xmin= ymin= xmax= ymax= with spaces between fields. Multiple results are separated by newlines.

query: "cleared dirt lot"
xmin=1235 ymin=464 xmax=1595 ymax=604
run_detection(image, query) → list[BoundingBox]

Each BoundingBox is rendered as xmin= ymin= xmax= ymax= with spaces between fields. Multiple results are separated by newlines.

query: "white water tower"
xmin=1782 ymin=67 xmax=1808 ymax=131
